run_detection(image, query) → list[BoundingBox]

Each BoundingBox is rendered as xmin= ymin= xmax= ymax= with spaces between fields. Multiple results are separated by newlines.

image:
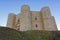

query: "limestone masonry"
xmin=6 ymin=5 xmax=58 ymax=31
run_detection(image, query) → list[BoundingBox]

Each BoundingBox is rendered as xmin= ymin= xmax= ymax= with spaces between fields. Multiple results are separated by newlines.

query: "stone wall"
xmin=31 ymin=11 xmax=43 ymax=30
xmin=6 ymin=5 xmax=58 ymax=31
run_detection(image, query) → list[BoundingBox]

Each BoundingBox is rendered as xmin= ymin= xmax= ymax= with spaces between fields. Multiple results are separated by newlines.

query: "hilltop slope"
xmin=0 ymin=27 xmax=60 ymax=40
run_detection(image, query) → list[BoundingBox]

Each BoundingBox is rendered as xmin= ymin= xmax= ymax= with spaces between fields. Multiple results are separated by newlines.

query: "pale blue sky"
xmin=0 ymin=0 xmax=60 ymax=30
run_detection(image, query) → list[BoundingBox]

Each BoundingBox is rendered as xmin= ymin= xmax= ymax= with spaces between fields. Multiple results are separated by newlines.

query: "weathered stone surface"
xmin=6 ymin=5 xmax=58 ymax=31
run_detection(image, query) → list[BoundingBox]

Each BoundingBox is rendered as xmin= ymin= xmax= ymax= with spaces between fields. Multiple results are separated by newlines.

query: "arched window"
xmin=17 ymin=19 xmax=20 ymax=22
xmin=17 ymin=19 xmax=20 ymax=24
xmin=35 ymin=16 xmax=37 ymax=20
xmin=36 ymin=24 xmax=38 ymax=28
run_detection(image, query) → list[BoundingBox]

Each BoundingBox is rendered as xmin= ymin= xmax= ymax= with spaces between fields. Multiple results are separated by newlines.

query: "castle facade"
xmin=6 ymin=5 xmax=58 ymax=31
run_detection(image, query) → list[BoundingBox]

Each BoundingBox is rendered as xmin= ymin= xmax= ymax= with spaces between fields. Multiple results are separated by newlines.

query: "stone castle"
xmin=6 ymin=5 xmax=58 ymax=31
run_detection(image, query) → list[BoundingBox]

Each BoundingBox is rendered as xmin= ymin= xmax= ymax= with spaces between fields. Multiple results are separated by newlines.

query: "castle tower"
xmin=20 ymin=5 xmax=32 ymax=31
xmin=41 ymin=7 xmax=58 ymax=31
xmin=6 ymin=13 xmax=16 ymax=29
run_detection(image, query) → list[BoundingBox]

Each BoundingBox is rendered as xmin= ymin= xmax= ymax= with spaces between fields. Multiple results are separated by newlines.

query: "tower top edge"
xmin=8 ymin=13 xmax=16 ymax=15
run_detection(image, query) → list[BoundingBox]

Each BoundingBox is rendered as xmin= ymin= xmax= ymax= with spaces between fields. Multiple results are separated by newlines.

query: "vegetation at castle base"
xmin=0 ymin=27 xmax=60 ymax=40
xmin=22 ymin=31 xmax=50 ymax=40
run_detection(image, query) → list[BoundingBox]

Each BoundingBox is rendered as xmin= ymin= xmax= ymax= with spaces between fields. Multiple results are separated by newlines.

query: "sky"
xmin=0 ymin=0 xmax=60 ymax=30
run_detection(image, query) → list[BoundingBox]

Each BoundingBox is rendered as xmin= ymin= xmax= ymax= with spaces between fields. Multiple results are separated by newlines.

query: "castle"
xmin=6 ymin=5 xmax=58 ymax=31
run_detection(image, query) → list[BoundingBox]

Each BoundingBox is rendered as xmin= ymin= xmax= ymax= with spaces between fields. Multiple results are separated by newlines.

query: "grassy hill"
xmin=0 ymin=27 xmax=60 ymax=40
